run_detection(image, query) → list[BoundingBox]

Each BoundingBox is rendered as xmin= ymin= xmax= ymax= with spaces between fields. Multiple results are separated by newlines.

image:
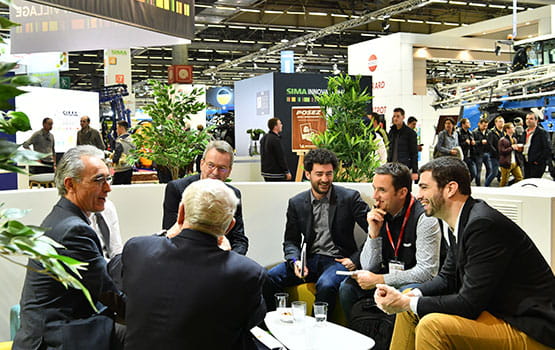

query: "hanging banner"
xmin=11 ymin=0 xmax=190 ymax=53
xmin=291 ymin=106 xmax=326 ymax=152
xmin=104 ymin=48 xmax=132 ymax=86
xmin=24 ymin=0 xmax=194 ymax=39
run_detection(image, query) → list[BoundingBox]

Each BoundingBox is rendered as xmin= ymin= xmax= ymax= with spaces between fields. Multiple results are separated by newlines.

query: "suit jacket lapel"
xmin=328 ymin=185 xmax=337 ymax=234
xmin=455 ymin=197 xmax=476 ymax=288
xmin=303 ymin=191 xmax=315 ymax=246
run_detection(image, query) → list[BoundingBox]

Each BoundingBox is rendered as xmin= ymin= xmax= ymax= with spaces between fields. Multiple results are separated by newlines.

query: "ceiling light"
xmin=265 ymin=10 xmax=283 ymax=14
xmin=489 ymin=4 xmax=505 ymax=8
xmin=425 ymin=21 xmax=441 ymax=25
xmin=407 ymin=19 xmax=424 ymax=23
xmin=448 ymin=1 xmax=466 ymax=5
xmin=469 ymin=2 xmax=486 ymax=7
xmin=286 ymin=11 xmax=305 ymax=15
xmin=240 ymin=9 xmax=260 ymax=13
xmin=331 ymin=14 xmax=349 ymax=18
xmin=309 ymin=12 xmax=328 ymax=16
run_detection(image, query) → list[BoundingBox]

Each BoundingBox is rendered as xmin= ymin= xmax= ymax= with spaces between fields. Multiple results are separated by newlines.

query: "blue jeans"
xmin=264 ymin=254 xmax=348 ymax=313
xmin=464 ymin=157 xmax=476 ymax=183
xmin=485 ymin=157 xmax=500 ymax=187
xmin=474 ymin=153 xmax=491 ymax=186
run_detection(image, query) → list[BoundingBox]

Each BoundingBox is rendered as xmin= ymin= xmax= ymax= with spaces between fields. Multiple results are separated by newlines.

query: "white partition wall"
xmin=0 ymin=183 xmax=554 ymax=340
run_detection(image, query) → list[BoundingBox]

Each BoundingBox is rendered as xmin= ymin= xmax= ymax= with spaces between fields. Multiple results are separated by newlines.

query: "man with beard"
xmin=373 ymin=157 xmax=555 ymax=350
xmin=263 ymin=148 xmax=369 ymax=314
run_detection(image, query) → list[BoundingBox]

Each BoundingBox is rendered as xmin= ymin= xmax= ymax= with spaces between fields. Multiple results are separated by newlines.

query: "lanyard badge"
xmin=385 ymin=196 xmax=415 ymax=271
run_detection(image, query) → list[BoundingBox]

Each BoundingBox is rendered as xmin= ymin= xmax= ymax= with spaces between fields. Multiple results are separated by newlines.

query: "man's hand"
xmin=218 ymin=236 xmax=232 ymax=251
xmin=293 ymin=260 xmax=309 ymax=279
xmin=367 ymin=207 xmax=386 ymax=239
xmin=374 ymin=284 xmax=411 ymax=315
xmin=285 ymin=173 xmax=292 ymax=181
xmin=450 ymin=149 xmax=458 ymax=155
xmin=335 ymin=257 xmax=356 ymax=271
xmin=352 ymin=270 xmax=384 ymax=290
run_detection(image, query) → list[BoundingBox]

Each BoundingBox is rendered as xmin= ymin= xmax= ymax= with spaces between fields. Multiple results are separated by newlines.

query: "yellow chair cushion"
xmin=0 ymin=341 xmax=12 ymax=350
xmin=285 ymin=283 xmax=347 ymax=326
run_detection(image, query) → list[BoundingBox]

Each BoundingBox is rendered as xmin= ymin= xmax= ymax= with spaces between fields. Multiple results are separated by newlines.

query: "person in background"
xmin=263 ymin=148 xmax=369 ymax=314
xmin=77 ymin=116 xmax=105 ymax=150
xmin=120 ymin=179 xmax=266 ymax=350
xmin=472 ymin=118 xmax=491 ymax=186
xmin=521 ymin=111 xmax=551 ymax=179
xmin=407 ymin=116 xmax=423 ymax=153
xmin=485 ymin=116 xmax=504 ymax=187
xmin=434 ymin=118 xmax=459 ymax=158
xmin=162 ymin=140 xmax=248 ymax=255
xmin=111 ymin=121 xmax=135 ymax=185
xmin=498 ymin=122 xmax=524 ymax=187
xmin=339 ymin=162 xmax=441 ymax=321
xmin=259 ymin=117 xmax=291 ymax=182
xmin=365 ymin=112 xmax=388 ymax=166
xmin=387 ymin=108 xmax=418 ymax=181
xmin=513 ymin=117 xmax=525 ymax=140
xmin=458 ymin=118 xmax=476 ymax=182
xmin=14 ymin=146 xmax=124 ymax=350
xmin=374 ymin=157 xmax=555 ymax=350
xmin=22 ymin=117 xmax=56 ymax=174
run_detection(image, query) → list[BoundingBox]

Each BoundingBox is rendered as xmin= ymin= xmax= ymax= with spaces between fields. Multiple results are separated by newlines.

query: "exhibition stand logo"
xmin=368 ymin=54 xmax=378 ymax=72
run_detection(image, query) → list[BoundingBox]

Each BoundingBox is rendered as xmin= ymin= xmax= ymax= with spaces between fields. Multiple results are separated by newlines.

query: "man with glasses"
xmin=162 ymin=140 xmax=248 ymax=255
xmin=14 ymin=145 xmax=124 ymax=350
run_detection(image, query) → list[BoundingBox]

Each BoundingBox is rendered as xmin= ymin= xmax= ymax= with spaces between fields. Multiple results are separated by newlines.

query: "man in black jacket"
xmin=471 ymin=118 xmax=491 ymax=186
xmin=162 ymin=140 xmax=248 ymax=255
xmin=387 ymin=107 xmax=418 ymax=181
xmin=485 ymin=116 xmax=504 ymax=186
xmin=260 ymin=117 xmax=291 ymax=181
xmin=374 ymin=157 xmax=555 ymax=350
xmin=521 ymin=111 xmax=551 ymax=179
xmin=263 ymin=149 xmax=369 ymax=313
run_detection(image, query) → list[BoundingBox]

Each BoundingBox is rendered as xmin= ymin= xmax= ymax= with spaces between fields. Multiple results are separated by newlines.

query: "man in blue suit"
xmin=264 ymin=148 xmax=369 ymax=313
xmin=14 ymin=145 xmax=123 ymax=350
xmin=121 ymin=179 xmax=266 ymax=350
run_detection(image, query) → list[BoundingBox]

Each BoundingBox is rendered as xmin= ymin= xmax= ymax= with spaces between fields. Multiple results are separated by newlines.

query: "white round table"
xmin=265 ymin=310 xmax=375 ymax=350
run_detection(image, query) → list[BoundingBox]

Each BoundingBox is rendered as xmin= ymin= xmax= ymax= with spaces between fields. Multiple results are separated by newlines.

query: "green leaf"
xmin=0 ymin=84 xmax=25 ymax=101
xmin=7 ymin=111 xmax=31 ymax=131
xmin=0 ymin=62 xmax=17 ymax=76
xmin=11 ymin=75 xmax=41 ymax=87
xmin=1 ymin=207 xmax=29 ymax=220
xmin=0 ymin=17 xmax=20 ymax=30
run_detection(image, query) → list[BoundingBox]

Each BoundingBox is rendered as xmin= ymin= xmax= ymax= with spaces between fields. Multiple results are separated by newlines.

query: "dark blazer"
xmin=522 ymin=127 xmax=551 ymax=164
xmin=417 ymin=198 xmax=555 ymax=348
xmin=498 ymin=135 xmax=523 ymax=168
xmin=162 ymin=174 xmax=248 ymax=254
xmin=121 ymin=229 xmax=266 ymax=350
xmin=14 ymin=197 xmax=120 ymax=350
xmin=283 ymin=184 xmax=369 ymax=267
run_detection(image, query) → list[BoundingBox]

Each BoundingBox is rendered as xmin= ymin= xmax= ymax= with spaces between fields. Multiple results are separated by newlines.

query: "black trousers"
xmin=524 ymin=161 xmax=546 ymax=179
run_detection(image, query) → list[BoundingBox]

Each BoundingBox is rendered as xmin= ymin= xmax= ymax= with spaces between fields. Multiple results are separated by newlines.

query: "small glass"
xmin=313 ymin=301 xmax=328 ymax=325
xmin=291 ymin=301 xmax=307 ymax=323
xmin=275 ymin=293 xmax=292 ymax=322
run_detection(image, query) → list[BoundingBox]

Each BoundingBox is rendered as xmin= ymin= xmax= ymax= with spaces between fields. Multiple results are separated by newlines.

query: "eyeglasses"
xmin=90 ymin=175 xmax=113 ymax=185
xmin=205 ymin=161 xmax=230 ymax=174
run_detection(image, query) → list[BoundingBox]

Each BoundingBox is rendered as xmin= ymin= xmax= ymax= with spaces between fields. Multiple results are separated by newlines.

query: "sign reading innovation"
xmin=25 ymin=0 xmax=195 ymax=39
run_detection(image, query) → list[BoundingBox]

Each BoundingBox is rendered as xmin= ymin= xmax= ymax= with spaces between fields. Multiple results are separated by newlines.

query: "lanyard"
xmin=385 ymin=196 xmax=415 ymax=258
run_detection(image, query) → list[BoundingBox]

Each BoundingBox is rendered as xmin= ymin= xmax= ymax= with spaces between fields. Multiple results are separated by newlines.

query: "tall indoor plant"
xmin=0 ymin=2 xmax=95 ymax=308
xmin=130 ymin=80 xmax=210 ymax=181
xmin=312 ymin=74 xmax=381 ymax=182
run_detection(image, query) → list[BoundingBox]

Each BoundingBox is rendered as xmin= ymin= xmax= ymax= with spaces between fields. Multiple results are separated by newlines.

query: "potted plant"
xmin=0 ymin=3 xmax=95 ymax=308
xmin=246 ymin=128 xmax=265 ymax=156
xmin=130 ymin=80 xmax=211 ymax=182
xmin=312 ymin=74 xmax=381 ymax=182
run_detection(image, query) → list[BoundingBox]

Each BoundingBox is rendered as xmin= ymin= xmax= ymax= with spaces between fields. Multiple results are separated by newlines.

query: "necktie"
xmin=448 ymin=228 xmax=456 ymax=249
xmin=95 ymin=212 xmax=111 ymax=258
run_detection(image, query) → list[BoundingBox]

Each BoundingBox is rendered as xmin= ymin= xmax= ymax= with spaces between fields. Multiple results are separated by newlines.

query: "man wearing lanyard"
xmin=374 ymin=157 xmax=555 ymax=350
xmin=339 ymin=162 xmax=442 ymax=321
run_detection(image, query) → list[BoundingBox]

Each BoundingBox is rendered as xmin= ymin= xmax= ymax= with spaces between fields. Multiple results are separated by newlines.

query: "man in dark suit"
xmin=162 ymin=140 xmax=248 ymax=254
xmin=387 ymin=107 xmax=419 ymax=181
xmin=121 ymin=179 xmax=266 ymax=350
xmin=14 ymin=145 xmax=124 ymax=350
xmin=264 ymin=148 xmax=369 ymax=313
xmin=374 ymin=157 xmax=555 ymax=349
xmin=521 ymin=111 xmax=551 ymax=179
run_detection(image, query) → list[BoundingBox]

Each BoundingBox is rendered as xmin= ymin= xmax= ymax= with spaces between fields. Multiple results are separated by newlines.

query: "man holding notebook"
xmin=263 ymin=148 xmax=369 ymax=314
